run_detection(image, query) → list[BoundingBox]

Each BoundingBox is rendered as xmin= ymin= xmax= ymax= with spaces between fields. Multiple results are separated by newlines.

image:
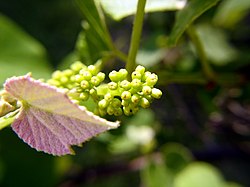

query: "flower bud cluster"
xmin=47 ymin=61 xmax=105 ymax=104
xmin=95 ymin=65 xmax=162 ymax=116
xmin=47 ymin=61 xmax=162 ymax=117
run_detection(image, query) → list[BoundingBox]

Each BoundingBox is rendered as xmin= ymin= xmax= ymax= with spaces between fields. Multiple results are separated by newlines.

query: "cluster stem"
xmin=126 ymin=0 xmax=147 ymax=79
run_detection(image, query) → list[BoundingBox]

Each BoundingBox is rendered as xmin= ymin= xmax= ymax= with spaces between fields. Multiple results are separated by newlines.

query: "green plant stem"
xmin=126 ymin=0 xmax=147 ymax=77
xmin=187 ymin=25 xmax=216 ymax=80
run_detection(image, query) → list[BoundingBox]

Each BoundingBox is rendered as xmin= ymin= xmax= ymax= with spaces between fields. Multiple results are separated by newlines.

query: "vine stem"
xmin=187 ymin=25 xmax=216 ymax=80
xmin=126 ymin=0 xmax=147 ymax=78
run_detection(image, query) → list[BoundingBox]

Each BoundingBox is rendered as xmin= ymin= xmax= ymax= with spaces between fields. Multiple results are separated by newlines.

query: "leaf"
xmin=173 ymin=162 xmax=225 ymax=187
xmin=74 ymin=0 xmax=111 ymax=65
xmin=193 ymin=24 xmax=238 ymax=65
xmin=214 ymin=0 xmax=250 ymax=28
xmin=0 ymin=14 xmax=52 ymax=85
xmin=99 ymin=0 xmax=187 ymax=20
xmin=4 ymin=75 xmax=119 ymax=156
xmin=168 ymin=0 xmax=220 ymax=46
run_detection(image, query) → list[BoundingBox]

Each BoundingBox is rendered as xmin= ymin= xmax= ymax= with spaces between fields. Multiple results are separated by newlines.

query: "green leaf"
xmin=193 ymin=24 xmax=238 ymax=65
xmin=173 ymin=162 xmax=225 ymax=187
xmin=0 ymin=14 xmax=52 ymax=85
xmin=80 ymin=25 xmax=110 ymax=64
xmin=214 ymin=0 xmax=250 ymax=28
xmin=75 ymin=0 xmax=112 ymax=50
xmin=99 ymin=0 xmax=187 ymax=20
xmin=168 ymin=0 xmax=220 ymax=46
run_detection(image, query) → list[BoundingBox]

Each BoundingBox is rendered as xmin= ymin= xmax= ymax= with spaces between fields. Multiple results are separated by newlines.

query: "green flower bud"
xmin=118 ymin=69 xmax=128 ymax=80
xmin=107 ymin=105 xmax=115 ymax=115
xmin=70 ymin=75 xmax=76 ymax=82
xmin=142 ymin=71 xmax=152 ymax=82
xmin=142 ymin=85 xmax=152 ymax=95
xmin=121 ymin=91 xmax=131 ymax=100
xmin=67 ymin=89 xmax=80 ymax=99
xmin=52 ymin=70 xmax=62 ymax=80
xmin=79 ymin=92 xmax=89 ymax=101
xmin=60 ymin=76 xmax=69 ymax=84
xmin=131 ymin=79 xmax=142 ymax=90
xmin=75 ymin=74 xmax=84 ymax=83
xmin=131 ymin=94 xmax=141 ymax=103
xmin=70 ymin=61 xmax=85 ymax=72
xmin=67 ymin=84 xmax=75 ymax=89
xmin=123 ymin=106 xmax=131 ymax=116
xmin=80 ymin=80 xmax=90 ymax=90
xmin=122 ymin=100 xmax=130 ymax=107
xmin=135 ymin=65 xmax=145 ymax=75
xmin=151 ymin=88 xmax=162 ymax=99
xmin=108 ymin=82 xmax=118 ymax=90
xmin=110 ymin=98 xmax=122 ymax=108
xmin=80 ymin=70 xmax=92 ymax=81
xmin=47 ymin=79 xmax=61 ymax=87
xmin=140 ymin=97 xmax=150 ymax=108
xmin=63 ymin=69 xmax=74 ymax=77
xmin=97 ymin=72 xmax=105 ymax=82
xmin=123 ymin=106 xmax=136 ymax=116
xmin=89 ymin=88 xmax=97 ymax=96
xmin=120 ymin=80 xmax=131 ymax=90
xmin=98 ymin=108 xmax=107 ymax=116
xmin=90 ymin=76 xmax=101 ymax=86
xmin=146 ymin=73 xmax=158 ymax=86
xmin=98 ymin=99 xmax=109 ymax=109
xmin=104 ymin=93 xmax=113 ymax=101
xmin=109 ymin=70 xmax=119 ymax=82
xmin=87 ymin=65 xmax=98 ymax=75
xmin=114 ymin=108 xmax=123 ymax=116
xmin=144 ymin=95 xmax=153 ymax=103
xmin=132 ymin=107 xmax=139 ymax=115
xmin=131 ymin=71 xmax=142 ymax=80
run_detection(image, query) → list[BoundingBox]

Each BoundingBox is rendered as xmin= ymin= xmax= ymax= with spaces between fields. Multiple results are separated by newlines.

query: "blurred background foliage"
xmin=0 ymin=0 xmax=250 ymax=186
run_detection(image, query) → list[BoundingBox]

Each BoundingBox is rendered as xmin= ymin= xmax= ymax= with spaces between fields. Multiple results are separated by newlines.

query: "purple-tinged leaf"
xmin=4 ymin=75 xmax=119 ymax=156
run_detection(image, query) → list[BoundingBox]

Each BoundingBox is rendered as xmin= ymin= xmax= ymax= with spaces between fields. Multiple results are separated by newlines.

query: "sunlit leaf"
xmin=168 ymin=0 xmax=220 ymax=46
xmin=99 ymin=0 xmax=187 ymax=20
xmin=4 ymin=75 xmax=119 ymax=155
xmin=0 ymin=14 xmax=52 ymax=85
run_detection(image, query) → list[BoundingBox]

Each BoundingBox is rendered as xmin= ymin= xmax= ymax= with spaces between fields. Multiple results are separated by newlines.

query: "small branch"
xmin=187 ymin=25 xmax=216 ymax=80
xmin=126 ymin=0 xmax=147 ymax=77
